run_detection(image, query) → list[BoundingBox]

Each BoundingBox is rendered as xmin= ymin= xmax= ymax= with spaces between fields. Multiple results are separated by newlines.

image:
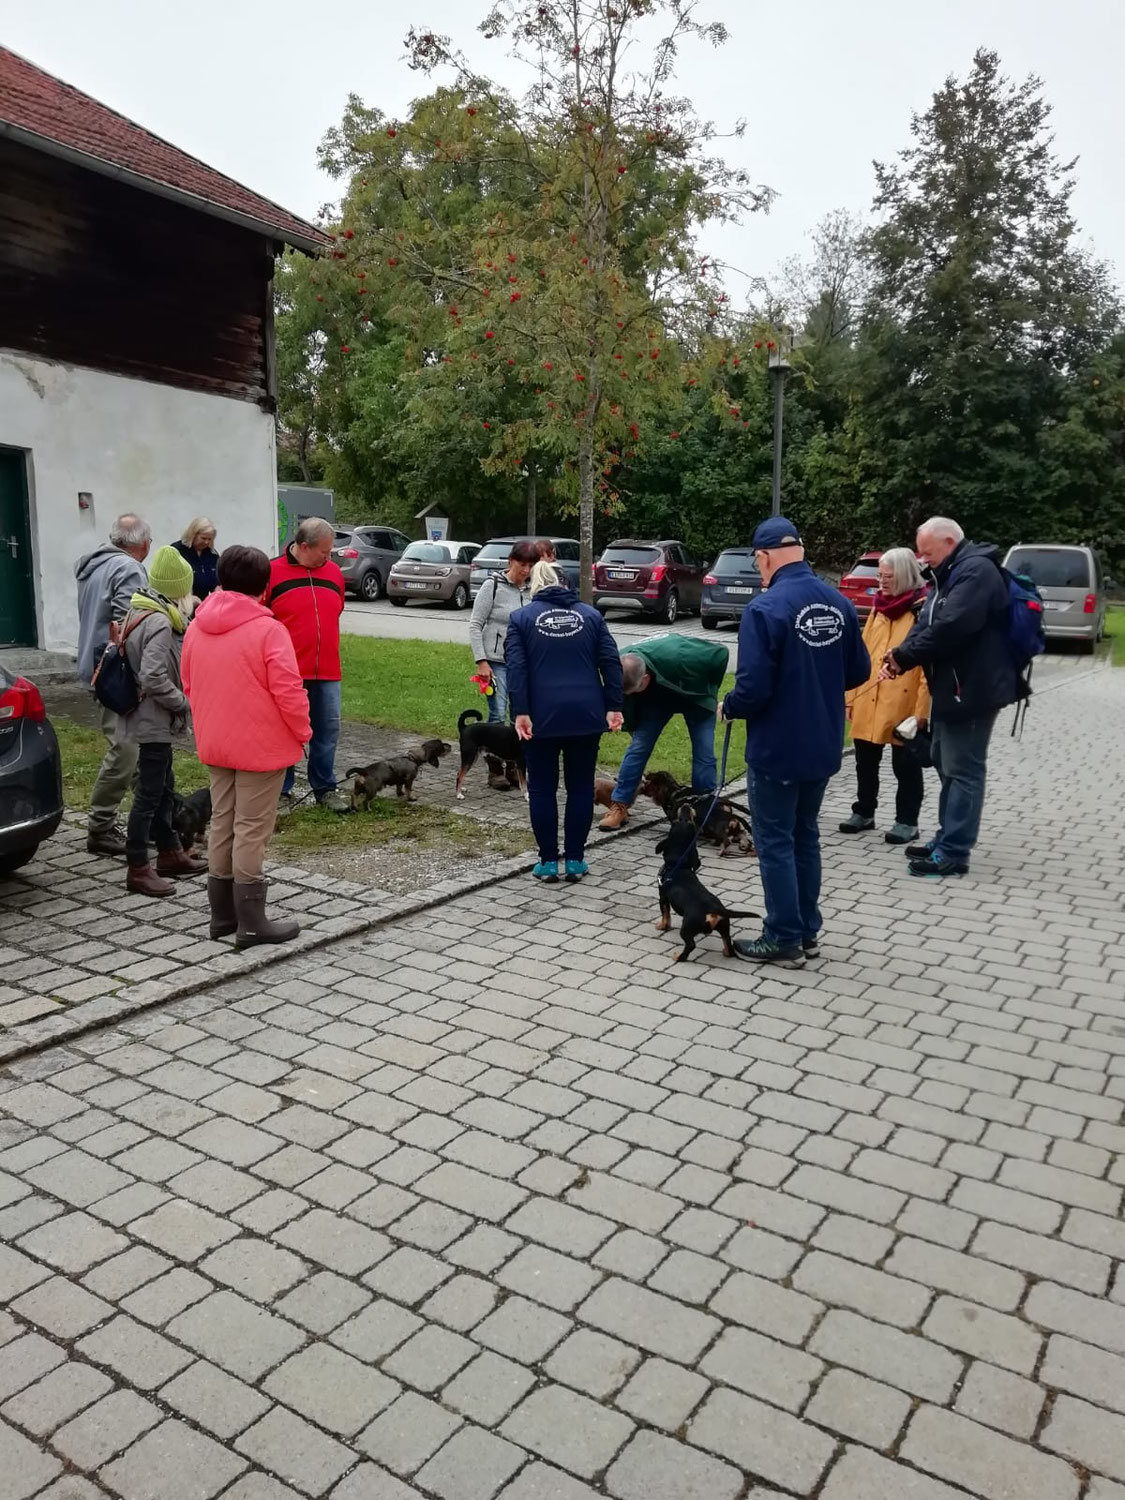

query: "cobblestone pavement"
xmin=1 ymin=662 xmax=1123 ymax=1499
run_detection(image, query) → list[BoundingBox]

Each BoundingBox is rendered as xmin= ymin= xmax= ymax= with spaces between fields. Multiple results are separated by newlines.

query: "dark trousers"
xmin=931 ymin=711 xmax=998 ymax=863
xmin=125 ymin=743 xmax=179 ymax=867
xmin=852 ymin=738 xmax=924 ymax=825
xmin=746 ymin=769 xmax=829 ymax=949
xmin=524 ymin=733 xmax=602 ymax=863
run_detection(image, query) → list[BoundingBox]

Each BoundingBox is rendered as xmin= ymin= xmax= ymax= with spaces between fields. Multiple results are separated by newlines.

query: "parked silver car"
xmin=388 ymin=541 xmax=481 ymax=609
xmin=332 ymin=526 xmax=411 ymax=601
xmin=1003 ymin=544 xmax=1107 ymax=651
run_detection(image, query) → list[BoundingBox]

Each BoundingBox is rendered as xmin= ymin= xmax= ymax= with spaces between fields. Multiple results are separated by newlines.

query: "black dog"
xmin=655 ymin=809 xmax=756 ymax=963
xmin=641 ymin=770 xmax=754 ymax=857
xmin=456 ymin=710 xmax=526 ymax=800
xmin=348 ymin=739 xmax=451 ymax=809
xmin=172 ymin=788 xmax=212 ymax=853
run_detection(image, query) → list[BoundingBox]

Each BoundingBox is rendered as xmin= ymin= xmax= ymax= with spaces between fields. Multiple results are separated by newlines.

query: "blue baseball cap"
xmin=752 ymin=516 xmax=803 ymax=550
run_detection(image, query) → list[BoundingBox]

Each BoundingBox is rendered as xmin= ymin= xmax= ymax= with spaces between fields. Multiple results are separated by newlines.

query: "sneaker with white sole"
xmin=733 ymin=936 xmax=806 ymax=968
xmin=884 ymin=823 xmax=918 ymax=845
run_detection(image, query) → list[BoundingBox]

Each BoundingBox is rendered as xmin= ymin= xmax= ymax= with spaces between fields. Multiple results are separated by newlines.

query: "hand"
xmin=515 ymin=715 xmax=533 ymax=741
xmin=606 ymin=711 xmax=624 ymax=733
xmin=878 ymin=651 xmax=901 ymax=681
xmin=716 ymin=702 xmax=728 ymax=724
xmin=475 ymin=661 xmax=492 ymax=680
xmin=917 ymin=717 xmax=928 ymax=731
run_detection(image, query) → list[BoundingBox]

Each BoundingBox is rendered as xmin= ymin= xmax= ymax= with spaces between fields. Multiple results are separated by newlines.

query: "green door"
xmin=0 ymin=449 xmax=37 ymax=646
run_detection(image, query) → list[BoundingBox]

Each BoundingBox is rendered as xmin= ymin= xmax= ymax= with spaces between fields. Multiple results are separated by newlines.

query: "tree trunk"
xmin=297 ymin=424 xmax=312 ymax=484
xmin=525 ymin=464 xmax=537 ymax=535
xmin=578 ymin=428 xmax=595 ymax=604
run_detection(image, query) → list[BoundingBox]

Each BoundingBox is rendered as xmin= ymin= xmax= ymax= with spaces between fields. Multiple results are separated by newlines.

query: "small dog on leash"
xmin=347 ymin=739 xmax=451 ymax=809
xmin=593 ymin=778 xmax=617 ymax=811
xmin=640 ymin=770 xmax=754 ymax=857
xmin=456 ymin=710 xmax=526 ymax=800
xmin=655 ymin=808 xmax=757 ymax=963
xmin=172 ymin=788 xmax=212 ymax=853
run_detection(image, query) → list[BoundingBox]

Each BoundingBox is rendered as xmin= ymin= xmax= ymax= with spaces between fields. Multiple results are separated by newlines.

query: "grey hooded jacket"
xmin=469 ymin=573 xmax=531 ymax=663
xmin=74 ymin=543 xmax=148 ymax=686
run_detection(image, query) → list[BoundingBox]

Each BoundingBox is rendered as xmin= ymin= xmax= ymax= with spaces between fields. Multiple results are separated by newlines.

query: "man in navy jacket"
xmin=721 ymin=517 xmax=869 ymax=966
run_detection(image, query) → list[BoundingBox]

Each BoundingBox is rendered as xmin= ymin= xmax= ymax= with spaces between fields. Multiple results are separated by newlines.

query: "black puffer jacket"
xmin=892 ymin=541 xmax=1020 ymax=723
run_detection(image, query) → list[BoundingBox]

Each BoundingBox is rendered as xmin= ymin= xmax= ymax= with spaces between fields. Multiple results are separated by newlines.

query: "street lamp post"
xmin=767 ymin=332 xmax=793 ymax=518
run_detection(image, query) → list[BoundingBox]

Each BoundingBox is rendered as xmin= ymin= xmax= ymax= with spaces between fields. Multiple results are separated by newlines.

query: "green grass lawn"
xmin=1106 ymin=605 xmax=1125 ymax=667
xmin=49 ymin=715 xmax=529 ymax=858
xmin=340 ymin=634 xmax=739 ymax=784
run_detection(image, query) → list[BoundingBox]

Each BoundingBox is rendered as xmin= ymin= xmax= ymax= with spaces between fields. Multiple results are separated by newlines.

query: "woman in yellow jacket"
xmin=842 ymin=548 xmax=931 ymax=844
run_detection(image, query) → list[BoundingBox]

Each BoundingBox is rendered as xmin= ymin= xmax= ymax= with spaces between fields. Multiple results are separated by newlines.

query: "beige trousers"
xmin=207 ymin=766 xmax=286 ymax=883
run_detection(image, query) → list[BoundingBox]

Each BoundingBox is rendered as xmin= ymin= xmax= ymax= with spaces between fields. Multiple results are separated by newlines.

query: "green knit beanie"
xmin=147 ymin=545 xmax=195 ymax=600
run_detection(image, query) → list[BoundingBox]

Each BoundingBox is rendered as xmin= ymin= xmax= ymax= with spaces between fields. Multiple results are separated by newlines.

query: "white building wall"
xmin=0 ymin=350 xmax=279 ymax=656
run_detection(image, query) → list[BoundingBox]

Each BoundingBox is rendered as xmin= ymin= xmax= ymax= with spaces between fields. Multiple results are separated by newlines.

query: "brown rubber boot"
xmin=598 ymin=800 xmax=631 ymax=831
xmin=207 ymin=876 xmax=237 ymax=939
xmin=157 ymin=848 xmax=208 ymax=878
xmin=126 ymin=863 xmax=175 ymax=898
xmin=233 ymin=880 xmax=299 ymax=950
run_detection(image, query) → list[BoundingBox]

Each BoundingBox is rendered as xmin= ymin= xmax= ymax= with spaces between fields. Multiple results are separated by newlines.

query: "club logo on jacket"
xmin=535 ymin=609 xmax=584 ymax=638
xmin=795 ymin=602 xmax=844 ymax=648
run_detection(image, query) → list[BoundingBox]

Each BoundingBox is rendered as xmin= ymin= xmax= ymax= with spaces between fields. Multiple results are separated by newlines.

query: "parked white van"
xmin=1003 ymin=544 xmax=1107 ymax=652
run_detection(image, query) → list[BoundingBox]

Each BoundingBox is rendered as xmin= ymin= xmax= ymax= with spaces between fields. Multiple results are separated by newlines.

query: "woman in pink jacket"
xmin=183 ymin=546 xmax=312 ymax=948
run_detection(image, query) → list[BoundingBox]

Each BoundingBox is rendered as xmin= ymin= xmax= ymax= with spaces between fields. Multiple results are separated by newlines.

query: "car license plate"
xmin=866 ymin=586 xmax=878 ymax=594
xmin=1042 ymin=600 xmax=1065 ymax=610
xmin=608 ymin=570 xmax=636 ymax=581
xmin=725 ymin=586 xmax=755 ymax=596
xmin=404 ymin=581 xmax=429 ymax=590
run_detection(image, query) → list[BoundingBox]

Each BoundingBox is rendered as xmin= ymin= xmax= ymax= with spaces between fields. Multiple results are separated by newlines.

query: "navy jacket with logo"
xmin=505 ymin=585 xmax=624 ymax=738
xmin=722 ymin=560 xmax=870 ymax=782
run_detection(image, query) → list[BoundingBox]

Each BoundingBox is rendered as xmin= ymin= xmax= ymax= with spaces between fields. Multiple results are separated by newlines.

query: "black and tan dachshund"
xmin=656 ymin=808 xmax=757 ymax=963
xmin=641 ymin=769 xmax=754 ymax=857
xmin=456 ymin=710 xmax=527 ymax=800
xmin=348 ymin=739 xmax=450 ymax=809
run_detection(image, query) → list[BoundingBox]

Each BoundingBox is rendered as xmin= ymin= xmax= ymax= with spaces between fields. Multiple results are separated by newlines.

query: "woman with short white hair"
xmin=842 ymin=546 xmax=931 ymax=844
xmin=172 ymin=516 xmax=220 ymax=600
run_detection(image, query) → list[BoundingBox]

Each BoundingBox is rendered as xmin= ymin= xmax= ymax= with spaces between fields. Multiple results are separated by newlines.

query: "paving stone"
xmin=885 ymin=1235 xmax=1026 ymax=1310
xmin=415 ymin=1424 xmax=526 ymax=1500
xmin=974 ymin=1221 xmax=1111 ymax=1295
xmin=121 ymin=1268 xmax=212 ymax=1327
xmin=819 ymin=1447 xmax=976 ymax=1499
xmin=922 ymin=1295 xmax=1041 ymax=1375
xmin=592 ymin=1229 xmax=668 ymax=1281
xmin=331 ymin=1299 xmax=423 ymax=1363
xmin=421 ymin=1273 xmax=499 ymax=1332
xmin=383 ymin=1325 xmax=477 ymax=1394
xmin=544 ymin=1329 xmax=641 ymax=1400
xmin=442 ymin=1351 xmax=536 ymax=1427
xmin=496 ymin=1463 xmax=601 ymax=1500
xmin=811 ymin=1309 xmax=964 ymax=1403
xmin=100 ymin=1417 xmax=248 ymax=1500
xmin=358 ymin=1391 xmax=464 ymax=1476
xmin=23 ymin=1148 xmax=134 ymax=1208
xmin=275 ymin=1269 xmax=372 ymax=1334
xmin=221 ymin=1478 xmax=304 ymax=1500
xmin=17 ymin=1210 xmax=127 ymax=1273
xmin=329 ymin=1467 xmax=421 ymax=1500
xmin=901 ymin=1404 xmax=1080 ymax=1500
xmin=614 ymin=1357 xmax=710 ymax=1432
xmin=701 ymin=1326 xmax=822 ymax=1412
xmin=709 ymin=1270 xmax=822 ymax=1345
xmin=1025 ymin=1280 xmax=1125 ymax=1356
xmin=1042 ymin=1394 xmax=1125 ymax=1482
xmin=689 ymin=1386 xmax=836 ymax=1494
xmin=129 ymin=1199 xmax=239 ymax=1259
xmin=33 ymin=1478 xmax=108 ymax=1500
xmin=579 ymin=1277 xmax=719 ymax=1363
xmin=278 ymin=1208 xmax=393 ymax=1275
xmin=52 ymin=1388 xmax=164 ymax=1469
xmin=501 ymin=1383 xmax=634 ymax=1479
xmin=0 ymin=1361 xmax=113 ymax=1437
xmin=166 ymin=1291 xmax=305 ymax=1382
xmin=266 ymin=1342 xmax=400 ymax=1435
xmin=475 ymin=1295 xmax=572 ymax=1363
xmin=76 ymin=1314 xmax=193 ymax=1390
xmin=366 ymin=1246 xmax=455 ymax=1305
xmin=159 ymin=1359 xmax=271 ymax=1440
xmin=197 ymin=1237 xmax=307 ymax=1301
xmin=505 ymin=1196 xmax=616 ymax=1256
xmin=498 ymin=1244 xmax=601 ymax=1312
xmin=9 ymin=1276 xmax=113 ymax=1339
xmin=236 ymin=1405 xmax=355 ymax=1495
xmin=954 ymin=1361 xmax=1045 ymax=1438
xmin=0 ymin=1416 xmax=63 ymax=1498
xmin=805 ymin=1367 xmax=912 ymax=1449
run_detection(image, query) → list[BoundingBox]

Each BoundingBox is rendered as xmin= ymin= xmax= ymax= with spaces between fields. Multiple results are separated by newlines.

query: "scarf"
xmin=873 ymin=586 xmax=925 ymax=621
xmin=129 ymin=588 xmax=187 ymax=634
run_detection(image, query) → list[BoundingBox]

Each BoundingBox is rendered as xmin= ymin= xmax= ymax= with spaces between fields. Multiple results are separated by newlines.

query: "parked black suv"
xmin=701 ymin=548 xmax=763 ymax=628
xmin=470 ymin=537 xmax=581 ymax=598
xmin=0 ymin=668 xmax=63 ymax=875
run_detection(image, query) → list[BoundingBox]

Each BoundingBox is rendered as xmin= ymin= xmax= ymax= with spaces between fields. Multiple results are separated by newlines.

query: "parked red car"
xmin=838 ymin=550 xmax=884 ymax=620
xmin=593 ymin=539 xmax=706 ymax=624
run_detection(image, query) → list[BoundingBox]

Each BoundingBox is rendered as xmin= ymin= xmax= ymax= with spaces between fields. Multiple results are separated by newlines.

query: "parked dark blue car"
xmin=0 ymin=667 xmax=63 ymax=874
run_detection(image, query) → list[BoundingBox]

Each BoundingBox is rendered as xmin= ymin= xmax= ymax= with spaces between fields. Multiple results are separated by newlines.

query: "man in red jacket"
xmin=268 ymin=517 xmax=349 ymax=812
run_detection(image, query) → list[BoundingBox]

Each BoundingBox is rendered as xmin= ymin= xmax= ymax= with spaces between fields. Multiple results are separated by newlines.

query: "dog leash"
xmin=659 ymin=720 xmax=733 ymax=889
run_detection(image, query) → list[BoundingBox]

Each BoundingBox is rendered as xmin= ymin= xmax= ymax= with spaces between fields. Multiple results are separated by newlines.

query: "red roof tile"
xmin=0 ymin=46 xmax=329 ymax=253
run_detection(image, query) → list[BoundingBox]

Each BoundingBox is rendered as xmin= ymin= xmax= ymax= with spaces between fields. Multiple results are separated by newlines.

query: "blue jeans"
xmin=746 ymin=769 xmax=829 ymax=949
xmin=930 ymin=711 xmax=997 ymax=863
xmin=486 ymin=662 xmax=509 ymax=724
xmin=282 ymin=679 xmax=341 ymax=797
xmin=613 ymin=705 xmax=718 ymax=803
xmin=524 ymin=733 xmax=601 ymax=863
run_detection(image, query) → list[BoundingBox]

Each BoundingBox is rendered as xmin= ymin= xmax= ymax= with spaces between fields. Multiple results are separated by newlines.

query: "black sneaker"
xmin=905 ymin=842 xmax=935 ymax=860
xmin=733 ymin=937 xmax=806 ymax=968
xmin=908 ymin=853 xmax=968 ymax=878
xmin=802 ymin=936 xmax=821 ymax=959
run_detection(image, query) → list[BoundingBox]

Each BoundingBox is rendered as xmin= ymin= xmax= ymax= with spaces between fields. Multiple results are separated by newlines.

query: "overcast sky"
xmin=4 ymin=0 xmax=1121 ymax=302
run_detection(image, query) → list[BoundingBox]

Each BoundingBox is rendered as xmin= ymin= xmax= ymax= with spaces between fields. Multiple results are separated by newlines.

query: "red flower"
xmin=575 ymin=372 xmax=585 ymax=381
xmin=448 ymin=304 xmax=459 ymax=316
xmin=543 ymin=361 xmax=554 ymax=370
xmin=616 ymin=321 xmax=624 ymax=329
xmin=508 ymin=276 xmax=518 ymax=283
xmin=482 ymin=420 xmax=490 ymax=428
xmin=485 ymin=330 xmax=495 ymax=339
xmin=343 ymin=229 xmax=354 ymax=239
xmin=614 ymin=354 xmax=622 ymax=360
xmin=732 ymin=356 xmax=740 ymax=366
xmin=341 ymin=345 xmax=350 ymax=353
xmin=358 ymin=288 xmax=367 ymax=295
xmin=357 ymin=270 xmax=366 ymax=278
xmin=507 ymin=253 xmax=517 ymax=263
xmin=387 ymin=127 xmax=396 ymax=138
xmin=617 ymin=166 xmax=626 ymax=175
xmin=510 ymin=292 xmax=521 ymax=302
xmin=754 ymin=341 xmax=763 ymax=350
xmin=767 ymin=340 xmax=776 ymax=349
xmin=467 ymin=106 xmax=478 ymax=116
xmin=508 ymin=357 xmax=515 ymax=365
xmin=629 ymin=422 xmax=640 ymax=439
xmin=669 ymin=431 xmax=680 ymax=439
xmin=651 ymin=349 xmax=660 ymax=359
xmin=730 ymin=407 xmax=739 ymax=417
xmin=387 ymin=258 xmax=398 ymax=266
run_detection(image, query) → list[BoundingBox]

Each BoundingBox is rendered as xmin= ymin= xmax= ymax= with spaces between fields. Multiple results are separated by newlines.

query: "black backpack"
xmin=91 ymin=614 xmax=143 ymax=715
